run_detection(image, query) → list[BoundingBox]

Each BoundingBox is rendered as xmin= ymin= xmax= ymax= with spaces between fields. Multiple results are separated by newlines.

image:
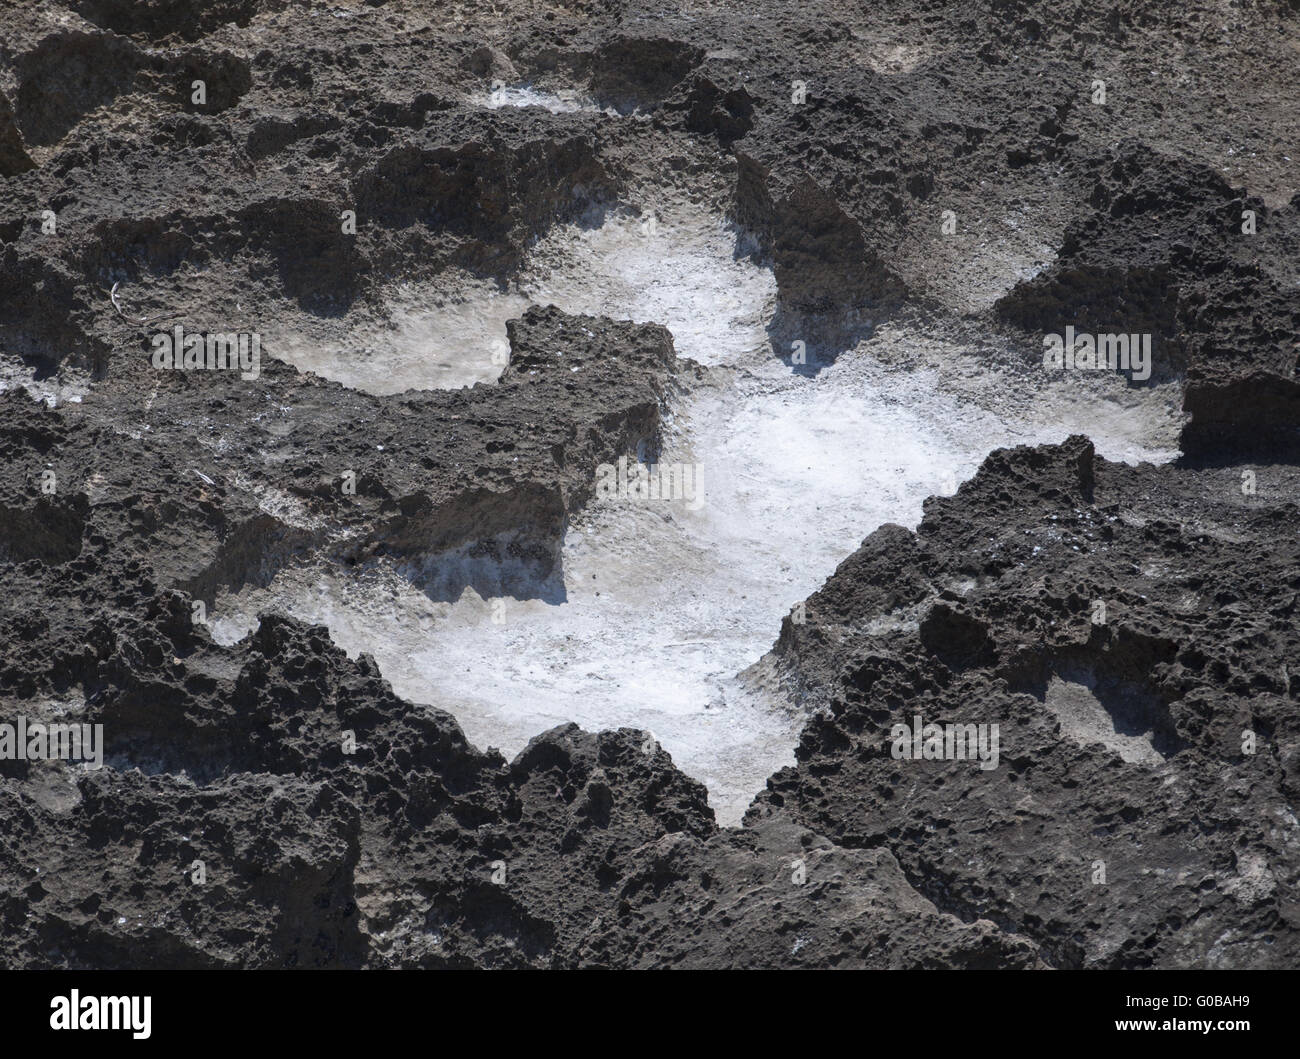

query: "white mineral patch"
xmin=520 ymin=210 xmax=775 ymax=365
xmin=264 ymin=206 xmax=775 ymax=393
xmin=0 ymin=361 xmax=90 ymax=407
xmin=267 ymin=279 xmax=528 ymax=395
xmin=473 ymin=85 xmax=608 ymax=114
xmin=216 ymin=204 xmax=1185 ymax=824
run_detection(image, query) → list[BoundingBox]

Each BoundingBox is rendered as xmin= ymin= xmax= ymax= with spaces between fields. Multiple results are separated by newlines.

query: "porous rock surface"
xmin=0 ymin=0 xmax=1297 ymax=967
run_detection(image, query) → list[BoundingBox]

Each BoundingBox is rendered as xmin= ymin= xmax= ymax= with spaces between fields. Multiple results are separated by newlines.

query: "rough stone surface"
xmin=0 ymin=0 xmax=1296 ymax=968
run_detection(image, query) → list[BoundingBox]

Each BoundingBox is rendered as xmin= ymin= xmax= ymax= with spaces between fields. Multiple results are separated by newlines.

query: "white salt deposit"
xmin=214 ymin=204 xmax=1185 ymax=823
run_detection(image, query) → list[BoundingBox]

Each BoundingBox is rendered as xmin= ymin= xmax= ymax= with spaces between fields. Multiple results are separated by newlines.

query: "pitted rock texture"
xmin=770 ymin=437 xmax=1300 ymax=968
xmin=0 ymin=0 xmax=1297 ymax=968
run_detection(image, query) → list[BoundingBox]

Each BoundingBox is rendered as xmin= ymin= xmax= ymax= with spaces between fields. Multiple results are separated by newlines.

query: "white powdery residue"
xmin=262 ymin=206 xmax=774 ymax=393
xmin=521 ymin=210 xmax=777 ymax=365
xmin=215 ymin=209 xmax=1187 ymax=825
xmin=266 ymin=279 xmax=527 ymax=395
xmin=473 ymin=85 xmax=603 ymax=114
